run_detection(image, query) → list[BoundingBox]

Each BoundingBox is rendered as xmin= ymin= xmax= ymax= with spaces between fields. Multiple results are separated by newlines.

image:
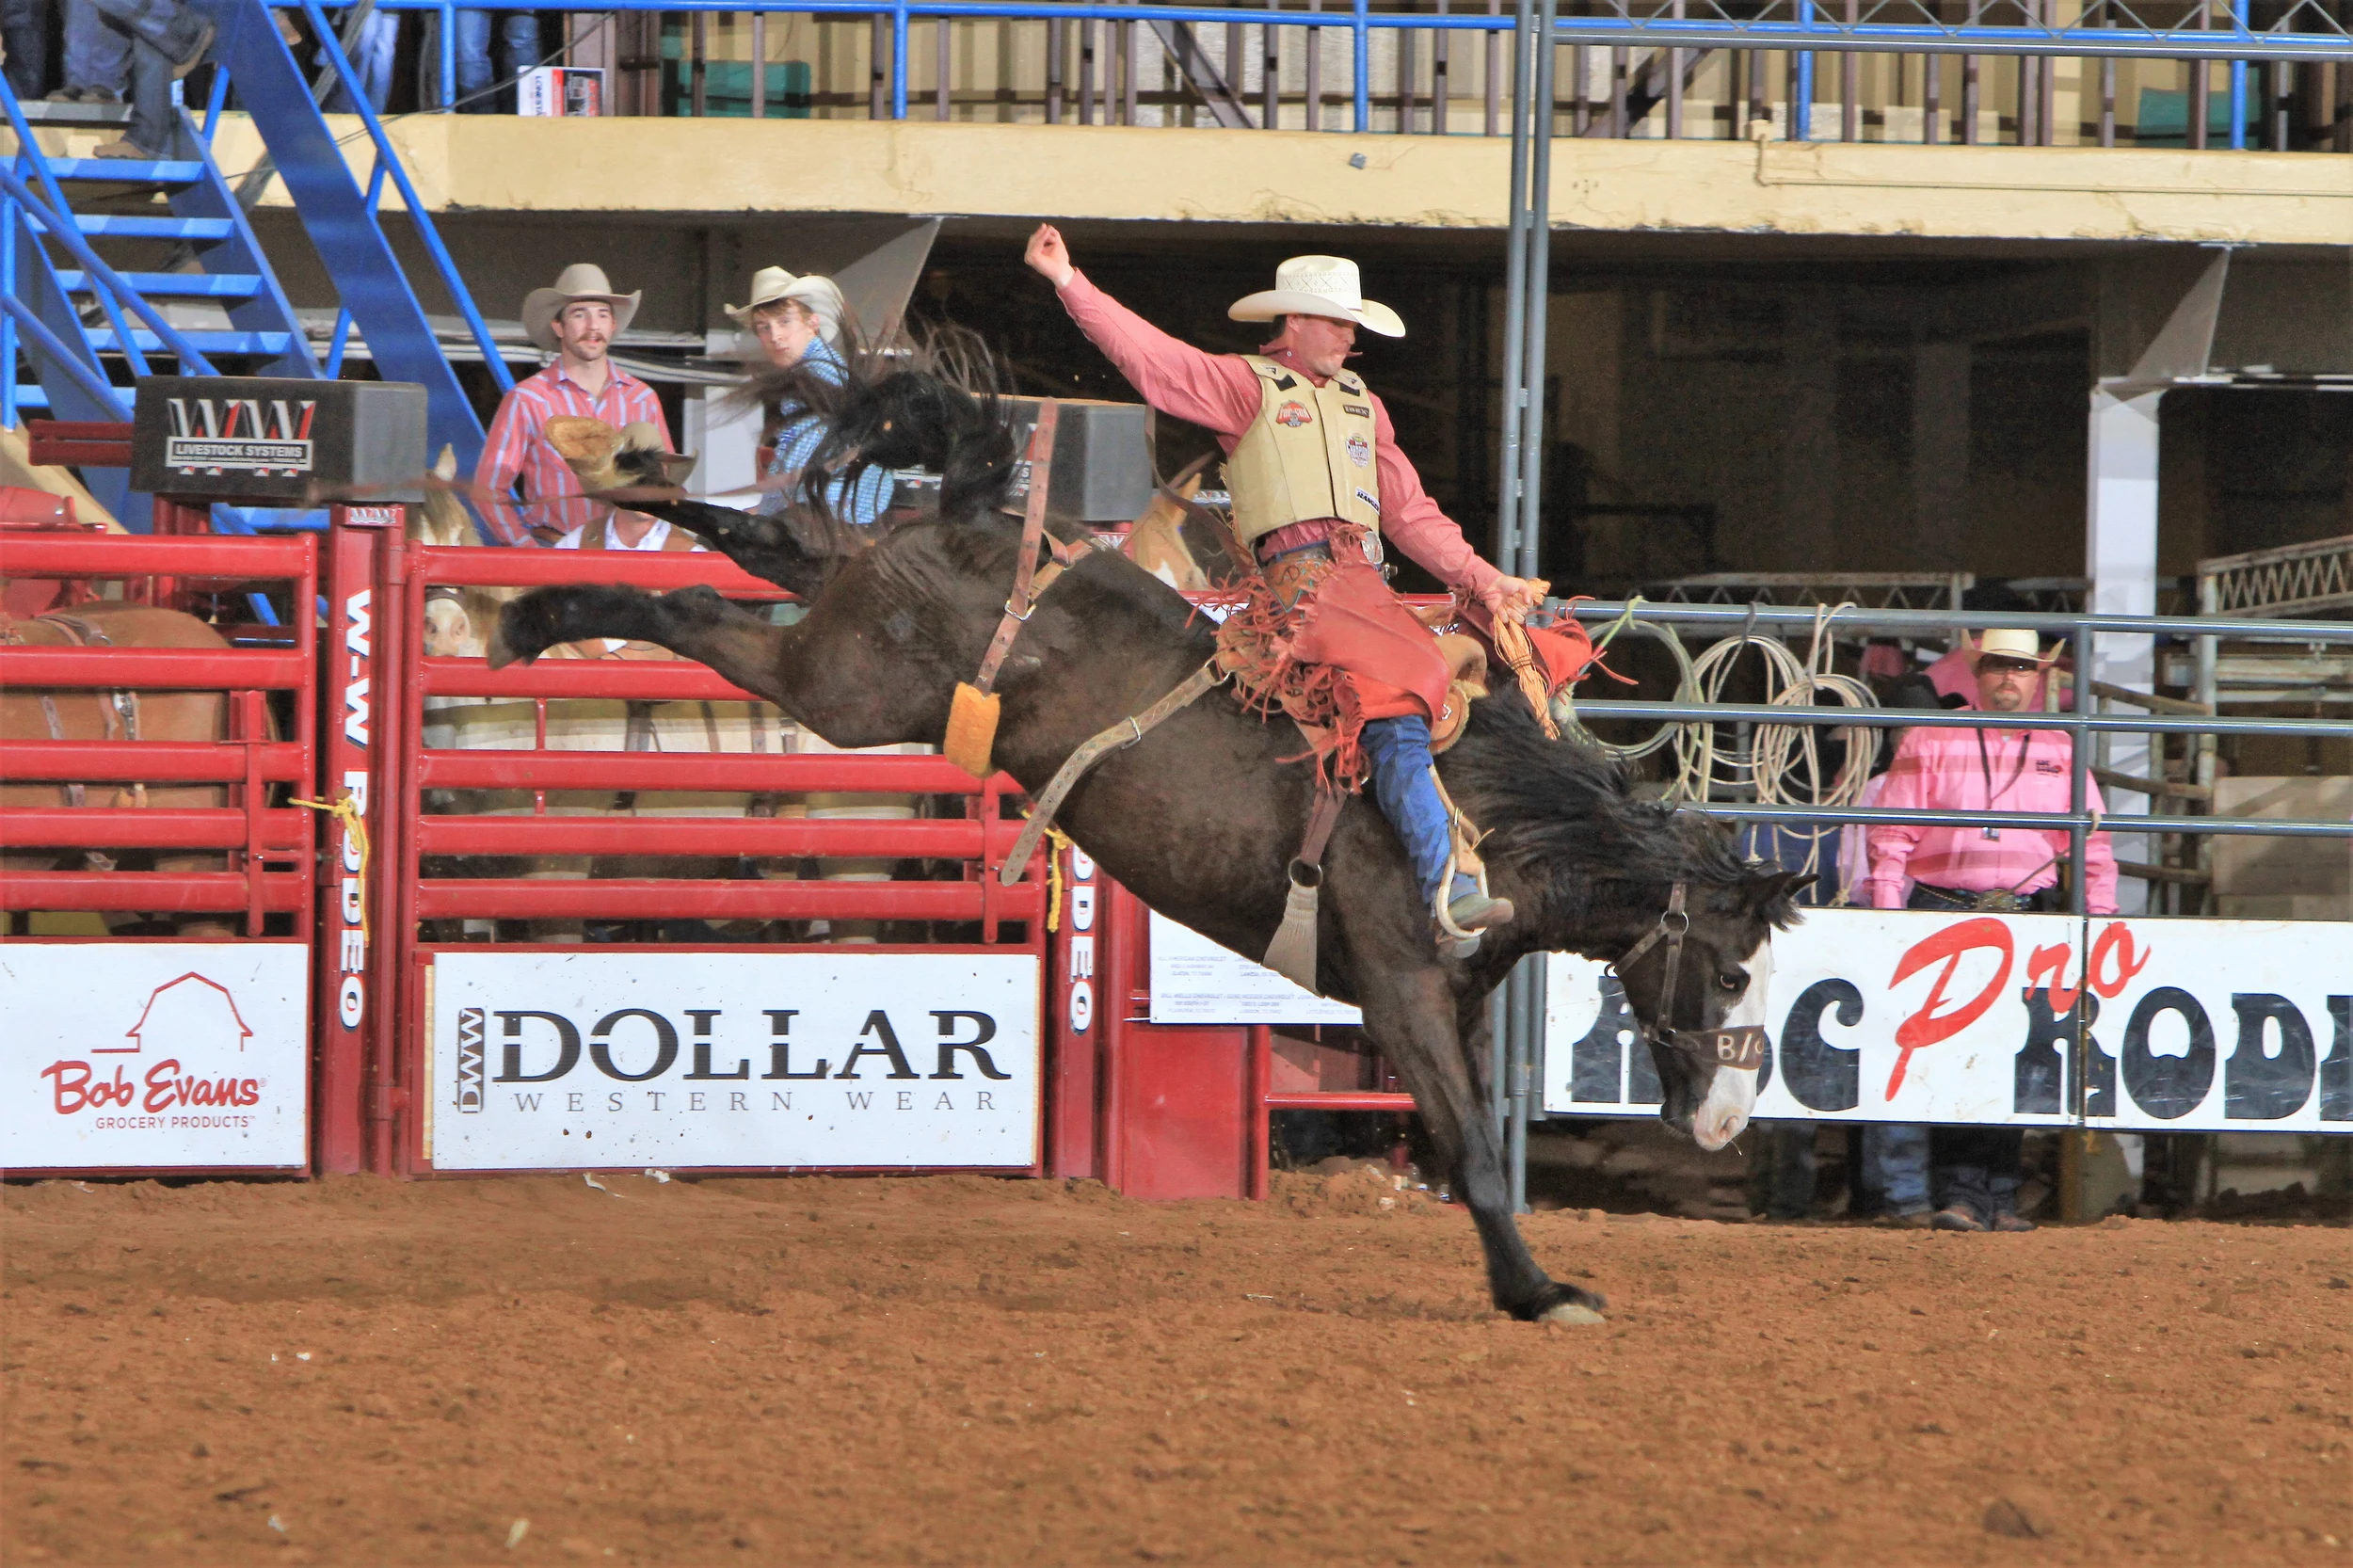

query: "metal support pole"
xmin=2229 ymin=0 xmax=2250 ymax=149
xmin=751 ymin=12 xmax=767 ymax=118
xmin=892 ymin=0 xmax=910 ymax=120
xmin=1516 ymin=0 xmax=1556 ymax=584
xmin=1353 ymin=0 xmax=1371 ymax=131
xmin=1496 ymin=0 xmax=1536 ymax=566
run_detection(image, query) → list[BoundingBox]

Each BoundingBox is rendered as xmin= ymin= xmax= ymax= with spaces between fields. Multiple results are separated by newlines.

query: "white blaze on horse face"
xmin=1691 ymin=934 xmax=1772 ymax=1153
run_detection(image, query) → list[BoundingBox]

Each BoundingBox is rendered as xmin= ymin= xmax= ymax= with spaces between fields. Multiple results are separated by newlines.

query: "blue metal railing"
xmin=304 ymin=0 xmax=2348 ymax=148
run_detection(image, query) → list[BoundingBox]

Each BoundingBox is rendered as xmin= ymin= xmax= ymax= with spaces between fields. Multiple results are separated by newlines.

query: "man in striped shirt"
xmin=1863 ymin=628 xmax=2117 ymax=1235
xmin=475 ymin=264 xmax=673 ymax=546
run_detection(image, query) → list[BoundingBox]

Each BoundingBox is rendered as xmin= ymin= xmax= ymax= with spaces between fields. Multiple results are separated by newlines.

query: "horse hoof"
xmin=1540 ymin=1302 xmax=1607 ymax=1326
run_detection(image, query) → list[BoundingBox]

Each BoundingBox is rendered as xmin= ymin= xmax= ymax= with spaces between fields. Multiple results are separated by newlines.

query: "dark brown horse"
xmin=489 ymin=367 xmax=1803 ymax=1324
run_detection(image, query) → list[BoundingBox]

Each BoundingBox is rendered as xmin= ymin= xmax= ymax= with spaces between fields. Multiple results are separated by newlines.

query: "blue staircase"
xmin=0 ymin=0 xmax=510 ymax=535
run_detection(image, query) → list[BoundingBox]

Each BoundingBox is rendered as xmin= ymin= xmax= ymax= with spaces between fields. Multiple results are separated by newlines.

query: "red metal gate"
xmin=370 ymin=525 xmax=1052 ymax=1176
xmin=0 ymin=525 xmax=323 ymax=1176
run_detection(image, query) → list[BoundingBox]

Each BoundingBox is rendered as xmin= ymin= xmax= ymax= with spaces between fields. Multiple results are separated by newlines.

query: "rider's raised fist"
xmin=1025 ymin=224 xmax=1076 ymax=289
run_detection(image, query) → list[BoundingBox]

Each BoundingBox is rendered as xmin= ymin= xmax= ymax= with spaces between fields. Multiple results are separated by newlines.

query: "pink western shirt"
xmin=1865 ymin=720 xmax=2119 ymax=914
xmin=1056 ymin=270 xmax=1502 ymax=600
xmin=474 ymin=360 xmax=672 ymax=545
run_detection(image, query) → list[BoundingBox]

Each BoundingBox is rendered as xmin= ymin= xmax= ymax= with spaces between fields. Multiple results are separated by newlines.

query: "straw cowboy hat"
xmin=727 ymin=266 xmax=847 ymax=345
xmin=1227 ymin=255 xmax=1405 ymax=339
xmin=521 ymin=264 xmax=641 ymax=352
xmin=1968 ymin=629 xmax=2058 ymax=669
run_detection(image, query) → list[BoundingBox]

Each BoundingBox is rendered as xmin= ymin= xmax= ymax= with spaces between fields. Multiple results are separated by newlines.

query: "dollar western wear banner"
xmin=424 ymin=952 xmax=1041 ymax=1170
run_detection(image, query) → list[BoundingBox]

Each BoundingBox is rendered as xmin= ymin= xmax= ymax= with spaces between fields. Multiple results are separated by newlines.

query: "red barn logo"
xmin=1275 ymin=401 xmax=1313 ymax=428
xmin=41 ymin=973 xmax=263 ymax=1116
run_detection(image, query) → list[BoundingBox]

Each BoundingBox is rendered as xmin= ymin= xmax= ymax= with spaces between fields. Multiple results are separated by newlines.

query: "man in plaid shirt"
xmin=1864 ymin=628 xmax=2118 ymax=1234
xmin=475 ymin=264 xmax=673 ymax=546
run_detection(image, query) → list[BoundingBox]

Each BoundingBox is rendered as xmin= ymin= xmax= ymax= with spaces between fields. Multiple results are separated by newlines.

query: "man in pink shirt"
xmin=1865 ymin=629 xmax=2119 ymax=918
xmin=474 ymin=264 xmax=673 ymax=546
xmin=1864 ymin=628 xmax=2117 ymax=1234
xmin=1025 ymin=227 xmax=1546 ymax=954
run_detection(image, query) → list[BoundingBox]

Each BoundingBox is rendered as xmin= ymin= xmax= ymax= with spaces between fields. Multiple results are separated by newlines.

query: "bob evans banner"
xmin=425 ymin=952 xmax=1040 ymax=1170
xmin=1545 ymin=911 xmax=2351 ymax=1134
xmin=1 ymin=943 xmax=310 ymax=1170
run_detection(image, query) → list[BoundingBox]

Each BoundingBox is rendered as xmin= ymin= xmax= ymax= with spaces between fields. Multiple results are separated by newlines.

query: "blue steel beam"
xmin=330 ymin=3 xmax=2353 ymax=66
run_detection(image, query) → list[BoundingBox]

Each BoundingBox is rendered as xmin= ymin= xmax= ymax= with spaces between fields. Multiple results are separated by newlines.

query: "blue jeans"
xmin=2 ymin=0 xmax=50 ymax=97
xmin=1931 ymin=1126 xmax=2025 ymax=1222
xmin=456 ymin=10 xmax=541 ymax=112
xmin=64 ymin=0 xmax=132 ymax=97
xmin=1360 ymin=713 xmax=1451 ymax=908
xmin=1860 ymin=1124 xmax=1931 ymax=1216
xmin=321 ymin=11 xmax=398 ymax=113
xmin=80 ymin=0 xmax=201 ymax=153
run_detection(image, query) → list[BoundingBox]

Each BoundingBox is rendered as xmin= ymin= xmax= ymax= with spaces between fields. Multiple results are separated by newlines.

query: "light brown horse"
xmin=0 ymin=604 xmax=244 ymax=938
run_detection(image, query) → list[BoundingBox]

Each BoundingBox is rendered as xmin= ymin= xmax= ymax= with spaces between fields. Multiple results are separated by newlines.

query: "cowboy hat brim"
xmin=1227 ymin=289 xmax=1405 ymax=339
xmin=724 ymin=278 xmax=843 ymax=326
xmin=522 ymin=287 xmax=641 ymax=352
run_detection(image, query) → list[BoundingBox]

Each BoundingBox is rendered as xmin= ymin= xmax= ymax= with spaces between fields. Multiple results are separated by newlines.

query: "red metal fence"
xmin=0 ymin=525 xmax=322 ymax=1176
xmin=3 ymin=514 xmax=1393 ymax=1192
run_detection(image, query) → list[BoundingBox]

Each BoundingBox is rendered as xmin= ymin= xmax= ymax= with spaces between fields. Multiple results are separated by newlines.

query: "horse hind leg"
xmin=490 ymin=584 xmax=791 ymax=706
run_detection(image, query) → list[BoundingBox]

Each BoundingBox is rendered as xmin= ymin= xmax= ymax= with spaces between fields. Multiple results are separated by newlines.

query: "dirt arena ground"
xmin=4 ymin=1171 xmax=2347 ymax=1566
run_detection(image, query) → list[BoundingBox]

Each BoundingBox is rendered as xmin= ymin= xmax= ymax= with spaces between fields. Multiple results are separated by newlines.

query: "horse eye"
xmin=1718 ymin=972 xmax=1743 ymax=992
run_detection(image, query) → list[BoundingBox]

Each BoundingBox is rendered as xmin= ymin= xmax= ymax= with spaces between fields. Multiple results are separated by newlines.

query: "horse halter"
xmin=1611 ymin=882 xmax=1768 ymax=1072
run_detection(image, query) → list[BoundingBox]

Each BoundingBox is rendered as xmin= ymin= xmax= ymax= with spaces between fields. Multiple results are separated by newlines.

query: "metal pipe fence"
xmin=309 ymin=2 xmax=2349 ymax=149
xmin=1553 ymin=599 xmax=2353 ymax=906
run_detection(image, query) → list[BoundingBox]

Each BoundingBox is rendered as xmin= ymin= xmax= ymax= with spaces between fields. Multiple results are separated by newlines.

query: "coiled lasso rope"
xmin=1563 ymin=601 xmax=1881 ymax=891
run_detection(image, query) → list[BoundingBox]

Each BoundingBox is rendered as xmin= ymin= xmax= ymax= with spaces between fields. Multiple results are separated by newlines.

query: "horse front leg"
xmin=488 ymin=585 xmax=792 ymax=711
xmin=1357 ymin=960 xmax=1607 ymax=1323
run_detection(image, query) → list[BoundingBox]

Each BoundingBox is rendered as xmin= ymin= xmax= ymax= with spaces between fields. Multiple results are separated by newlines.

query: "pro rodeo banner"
xmin=1545 ymin=911 xmax=2350 ymax=1134
xmin=425 ymin=952 xmax=1041 ymax=1170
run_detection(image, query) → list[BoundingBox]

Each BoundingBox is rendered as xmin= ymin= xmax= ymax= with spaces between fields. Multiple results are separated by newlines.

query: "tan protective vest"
xmin=1225 ymin=356 xmax=1381 ymax=547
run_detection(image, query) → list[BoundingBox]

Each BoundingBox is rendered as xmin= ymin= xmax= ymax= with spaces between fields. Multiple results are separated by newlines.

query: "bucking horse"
xmin=487 ymin=362 xmax=1805 ymax=1324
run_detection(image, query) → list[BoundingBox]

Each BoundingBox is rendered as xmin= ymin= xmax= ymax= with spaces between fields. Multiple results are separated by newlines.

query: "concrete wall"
xmin=182 ymin=114 xmax=2353 ymax=248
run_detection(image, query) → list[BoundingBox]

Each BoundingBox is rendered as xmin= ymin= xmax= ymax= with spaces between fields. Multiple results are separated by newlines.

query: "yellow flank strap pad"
xmin=945 ymin=682 xmax=1001 ymax=779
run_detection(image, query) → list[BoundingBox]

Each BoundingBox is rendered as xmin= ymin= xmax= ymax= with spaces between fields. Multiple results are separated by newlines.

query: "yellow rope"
xmin=1042 ymin=826 xmax=1075 ymax=933
xmin=290 ymin=793 xmax=370 ymax=945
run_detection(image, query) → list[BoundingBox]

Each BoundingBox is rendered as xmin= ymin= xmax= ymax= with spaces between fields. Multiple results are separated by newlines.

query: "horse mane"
xmin=1449 ymin=692 xmax=1804 ymax=930
xmin=713 ymin=328 xmax=1020 ymax=537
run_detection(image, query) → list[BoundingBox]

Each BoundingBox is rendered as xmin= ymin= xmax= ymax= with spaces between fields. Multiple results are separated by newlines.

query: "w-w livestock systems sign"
xmin=1542 ymin=910 xmax=2349 ymax=1134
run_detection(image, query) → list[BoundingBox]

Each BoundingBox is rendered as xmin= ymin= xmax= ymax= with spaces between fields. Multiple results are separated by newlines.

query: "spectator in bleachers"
xmin=456 ymin=8 xmax=538 ymax=112
xmin=476 ymin=263 xmax=672 ymax=546
xmin=1865 ymin=627 xmax=2119 ymax=1233
xmin=318 ymin=5 xmax=397 ymax=114
xmin=67 ymin=0 xmax=209 ymax=160
xmin=728 ymin=266 xmax=891 ymax=531
xmin=52 ymin=0 xmax=125 ymax=107
xmin=2 ymin=0 xmax=52 ymax=99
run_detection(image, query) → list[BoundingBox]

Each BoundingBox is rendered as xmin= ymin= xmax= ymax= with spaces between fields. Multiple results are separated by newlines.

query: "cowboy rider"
xmin=1025 ymin=226 xmax=1545 ymax=953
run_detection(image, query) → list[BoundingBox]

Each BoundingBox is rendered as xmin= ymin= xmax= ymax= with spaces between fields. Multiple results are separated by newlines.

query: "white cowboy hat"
xmin=1968 ymin=629 xmax=2057 ymax=667
xmin=521 ymin=263 xmax=641 ymax=352
xmin=726 ymin=266 xmax=847 ymax=345
xmin=1227 ymin=255 xmax=1405 ymax=339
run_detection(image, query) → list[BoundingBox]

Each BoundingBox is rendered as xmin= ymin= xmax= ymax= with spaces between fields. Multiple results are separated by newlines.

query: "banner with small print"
xmin=1543 ymin=910 xmax=2351 ymax=1133
xmin=425 ymin=952 xmax=1041 ymax=1170
xmin=1146 ymin=912 xmax=1360 ymax=1026
xmin=2 ymin=942 xmax=310 ymax=1170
